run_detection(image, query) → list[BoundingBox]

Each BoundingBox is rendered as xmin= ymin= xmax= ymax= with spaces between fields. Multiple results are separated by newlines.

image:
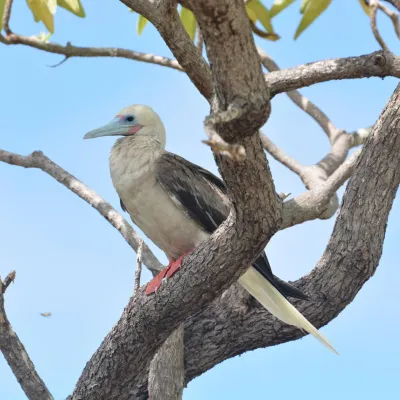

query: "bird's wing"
xmin=156 ymin=152 xmax=230 ymax=233
xmin=155 ymin=152 xmax=308 ymax=300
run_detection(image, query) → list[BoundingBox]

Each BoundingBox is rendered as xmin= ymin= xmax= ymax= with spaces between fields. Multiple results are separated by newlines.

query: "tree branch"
xmin=120 ymin=0 xmax=213 ymax=101
xmin=148 ymin=324 xmax=185 ymax=400
xmin=258 ymin=48 xmax=340 ymax=141
xmin=2 ymin=0 xmax=13 ymax=35
xmin=281 ymin=149 xmax=361 ymax=229
xmin=267 ymin=51 xmax=400 ymax=97
xmin=0 ymin=149 xmax=163 ymax=275
xmin=178 ymin=82 xmax=400 ymax=386
xmin=0 ymin=33 xmax=182 ymax=71
xmin=383 ymin=0 xmax=400 ymax=12
xmin=260 ymin=132 xmax=305 ymax=176
xmin=0 ymin=273 xmax=54 ymax=400
xmin=370 ymin=0 xmax=389 ymax=51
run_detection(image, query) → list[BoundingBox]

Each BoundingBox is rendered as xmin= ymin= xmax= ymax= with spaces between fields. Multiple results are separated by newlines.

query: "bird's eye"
xmin=125 ymin=115 xmax=135 ymax=123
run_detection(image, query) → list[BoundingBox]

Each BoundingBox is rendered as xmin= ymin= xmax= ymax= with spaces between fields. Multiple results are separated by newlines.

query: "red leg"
xmin=145 ymin=249 xmax=194 ymax=295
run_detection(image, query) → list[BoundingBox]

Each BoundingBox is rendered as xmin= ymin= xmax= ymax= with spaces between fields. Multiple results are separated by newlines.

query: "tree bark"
xmin=148 ymin=324 xmax=185 ymax=400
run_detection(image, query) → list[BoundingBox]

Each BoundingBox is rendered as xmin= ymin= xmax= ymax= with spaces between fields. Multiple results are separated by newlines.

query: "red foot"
xmin=145 ymin=249 xmax=194 ymax=295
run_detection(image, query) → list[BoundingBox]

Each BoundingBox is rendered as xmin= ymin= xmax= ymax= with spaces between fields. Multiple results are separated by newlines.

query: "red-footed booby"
xmin=84 ymin=105 xmax=338 ymax=354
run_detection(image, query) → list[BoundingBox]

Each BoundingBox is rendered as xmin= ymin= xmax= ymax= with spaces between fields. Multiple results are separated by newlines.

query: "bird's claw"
xmin=145 ymin=250 xmax=194 ymax=295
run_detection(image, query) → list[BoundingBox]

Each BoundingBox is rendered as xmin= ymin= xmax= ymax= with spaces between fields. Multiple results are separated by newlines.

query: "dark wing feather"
xmin=156 ymin=152 xmax=229 ymax=233
xmin=156 ymin=152 xmax=308 ymax=301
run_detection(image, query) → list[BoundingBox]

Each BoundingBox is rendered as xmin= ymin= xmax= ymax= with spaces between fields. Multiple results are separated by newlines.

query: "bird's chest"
xmin=111 ymin=167 xmax=207 ymax=260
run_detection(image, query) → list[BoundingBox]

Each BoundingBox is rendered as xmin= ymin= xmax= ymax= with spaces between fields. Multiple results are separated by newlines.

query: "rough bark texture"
xmin=267 ymin=51 xmax=400 ymax=97
xmin=177 ymin=82 xmax=400 ymax=384
xmin=148 ymin=324 xmax=185 ymax=400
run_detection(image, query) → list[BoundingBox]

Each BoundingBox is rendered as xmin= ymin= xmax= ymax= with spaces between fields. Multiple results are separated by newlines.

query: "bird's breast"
xmin=111 ymin=167 xmax=208 ymax=261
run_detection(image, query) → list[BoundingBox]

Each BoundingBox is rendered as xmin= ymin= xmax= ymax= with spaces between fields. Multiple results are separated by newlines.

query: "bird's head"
xmin=83 ymin=104 xmax=166 ymax=147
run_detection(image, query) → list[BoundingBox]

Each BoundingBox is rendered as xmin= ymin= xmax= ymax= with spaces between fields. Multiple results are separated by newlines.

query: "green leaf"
xmin=300 ymin=0 xmax=312 ymax=14
xmin=26 ymin=0 xmax=57 ymax=33
xmin=246 ymin=2 xmax=258 ymax=22
xmin=0 ymin=0 xmax=6 ymax=32
xmin=270 ymin=0 xmax=296 ymax=18
xmin=358 ymin=0 xmax=372 ymax=17
xmin=57 ymin=0 xmax=85 ymax=18
xmin=137 ymin=14 xmax=148 ymax=35
xmin=180 ymin=7 xmax=197 ymax=40
xmin=294 ymin=0 xmax=332 ymax=40
xmin=247 ymin=0 xmax=274 ymax=33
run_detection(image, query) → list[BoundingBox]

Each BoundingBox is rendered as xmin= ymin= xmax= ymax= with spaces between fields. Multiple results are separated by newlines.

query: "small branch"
xmin=258 ymin=47 xmax=340 ymax=141
xmin=383 ymin=0 xmax=400 ymax=11
xmin=260 ymin=132 xmax=304 ymax=175
xmin=267 ymin=51 xmax=400 ymax=97
xmin=250 ymin=21 xmax=280 ymax=41
xmin=350 ymin=126 xmax=373 ymax=147
xmin=2 ymin=0 xmax=13 ymax=35
xmin=0 ymin=33 xmax=182 ymax=72
xmin=370 ymin=0 xmax=389 ymax=51
xmin=0 ymin=149 xmax=163 ymax=275
xmin=378 ymin=0 xmax=400 ymax=38
xmin=0 ymin=274 xmax=54 ymax=400
xmin=1 ymin=270 xmax=16 ymax=294
xmin=281 ymin=150 xmax=361 ymax=229
xmin=133 ymin=239 xmax=144 ymax=295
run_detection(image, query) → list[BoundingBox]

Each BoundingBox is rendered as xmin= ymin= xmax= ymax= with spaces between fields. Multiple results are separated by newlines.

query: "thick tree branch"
xmin=0 ymin=149 xmax=163 ymax=275
xmin=120 ymin=0 xmax=213 ymax=100
xmin=148 ymin=324 xmax=185 ymax=400
xmin=267 ymin=51 xmax=400 ymax=97
xmin=180 ymin=82 xmax=400 ymax=385
xmin=0 ymin=274 xmax=54 ymax=400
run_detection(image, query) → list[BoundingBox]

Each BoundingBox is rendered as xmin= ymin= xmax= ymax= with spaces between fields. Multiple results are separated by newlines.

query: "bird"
xmin=83 ymin=104 xmax=338 ymax=354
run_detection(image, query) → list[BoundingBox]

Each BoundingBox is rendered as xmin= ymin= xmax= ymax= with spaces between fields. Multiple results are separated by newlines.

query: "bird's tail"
xmin=238 ymin=267 xmax=338 ymax=355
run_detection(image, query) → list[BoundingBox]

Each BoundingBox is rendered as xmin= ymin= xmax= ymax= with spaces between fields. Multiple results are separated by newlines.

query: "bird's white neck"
xmin=109 ymin=133 xmax=163 ymax=191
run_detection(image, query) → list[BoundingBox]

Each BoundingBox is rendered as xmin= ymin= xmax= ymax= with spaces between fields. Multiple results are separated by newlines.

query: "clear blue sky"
xmin=1 ymin=1 xmax=399 ymax=399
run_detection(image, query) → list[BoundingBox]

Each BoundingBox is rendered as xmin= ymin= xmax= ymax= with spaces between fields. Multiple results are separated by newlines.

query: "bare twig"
xmin=258 ymin=47 xmax=340 ymax=141
xmin=1 ymin=270 xmax=16 ymax=294
xmin=260 ymin=133 xmax=304 ymax=175
xmin=383 ymin=0 xmax=400 ymax=12
xmin=2 ymin=0 xmax=13 ymax=35
xmin=370 ymin=0 xmax=389 ymax=51
xmin=0 ymin=275 xmax=54 ymax=400
xmin=0 ymin=149 xmax=163 ymax=275
xmin=378 ymin=0 xmax=400 ymax=38
xmin=250 ymin=20 xmax=280 ymax=41
xmin=350 ymin=126 xmax=373 ymax=147
xmin=0 ymin=33 xmax=182 ymax=71
xmin=134 ymin=239 xmax=144 ymax=295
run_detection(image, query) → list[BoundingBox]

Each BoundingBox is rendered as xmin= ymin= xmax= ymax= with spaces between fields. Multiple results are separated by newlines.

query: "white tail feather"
xmin=238 ymin=267 xmax=338 ymax=355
